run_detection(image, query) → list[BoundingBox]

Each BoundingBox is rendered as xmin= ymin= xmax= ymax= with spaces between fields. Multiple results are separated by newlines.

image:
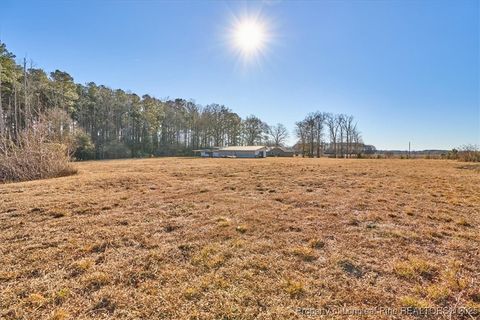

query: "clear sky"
xmin=1 ymin=0 xmax=478 ymax=150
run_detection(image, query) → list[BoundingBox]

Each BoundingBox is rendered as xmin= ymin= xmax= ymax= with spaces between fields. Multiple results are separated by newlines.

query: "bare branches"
xmin=296 ymin=112 xmax=366 ymax=158
xmin=242 ymin=115 xmax=269 ymax=145
xmin=268 ymin=123 xmax=289 ymax=147
xmin=0 ymin=110 xmax=77 ymax=182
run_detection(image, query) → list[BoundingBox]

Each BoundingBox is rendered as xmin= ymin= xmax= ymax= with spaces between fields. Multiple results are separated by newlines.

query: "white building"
xmin=217 ymin=146 xmax=267 ymax=158
xmin=194 ymin=146 xmax=267 ymax=158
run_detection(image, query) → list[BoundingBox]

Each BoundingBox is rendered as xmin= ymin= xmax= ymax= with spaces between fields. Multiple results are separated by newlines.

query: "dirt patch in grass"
xmin=0 ymin=158 xmax=479 ymax=319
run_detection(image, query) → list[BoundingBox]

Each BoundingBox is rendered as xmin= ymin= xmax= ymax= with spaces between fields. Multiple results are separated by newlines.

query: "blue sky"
xmin=1 ymin=0 xmax=478 ymax=150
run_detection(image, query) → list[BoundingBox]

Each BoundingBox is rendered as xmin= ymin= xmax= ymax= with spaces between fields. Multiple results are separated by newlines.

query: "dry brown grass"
xmin=0 ymin=158 xmax=479 ymax=319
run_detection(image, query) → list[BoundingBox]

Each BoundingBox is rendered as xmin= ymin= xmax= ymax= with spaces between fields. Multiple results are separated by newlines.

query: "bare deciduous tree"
xmin=342 ymin=115 xmax=355 ymax=158
xmin=326 ymin=113 xmax=339 ymax=158
xmin=243 ymin=115 xmax=269 ymax=146
xmin=313 ymin=112 xmax=326 ymax=157
xmin=295 ymin=120 xmax=307 ymax=157
xmin=296 ymin=112 xmax=367 ymax=158
xmin=268 ymin=123 xmax=289 ymax=147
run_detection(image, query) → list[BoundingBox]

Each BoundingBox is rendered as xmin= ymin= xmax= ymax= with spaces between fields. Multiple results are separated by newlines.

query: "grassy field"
xmin=1 ymin=158 xmax=479 ymax=319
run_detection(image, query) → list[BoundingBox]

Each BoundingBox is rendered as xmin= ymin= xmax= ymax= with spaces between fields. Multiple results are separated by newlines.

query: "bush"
xmin=445 ymin=149 xmax=458 ymax=160
xmin=0 ymin=113 xmax=77 ymax=183
xmin=103 ymin=141 xmax=131 ymax=159
xmin=457 ymin=145 xmax=480 ymax=162
xmin=74 ymin=131 xmax=95 ymax=160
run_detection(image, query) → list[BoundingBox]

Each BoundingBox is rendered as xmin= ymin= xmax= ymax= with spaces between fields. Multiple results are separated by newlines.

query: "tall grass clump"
xmin=0 ymin=110 xmax=77 ymax=183
xmin=458 ymin=145 xmax=480 ymax=162
xmin=445 ymin=145 xmax=480 ymax=162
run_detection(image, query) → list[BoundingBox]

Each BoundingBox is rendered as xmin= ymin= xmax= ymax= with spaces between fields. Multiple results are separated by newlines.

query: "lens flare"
xmin=233 ymin=20 xmax=266 ymax=55
xmin=225 ymin=12 xmax=274 ymax=69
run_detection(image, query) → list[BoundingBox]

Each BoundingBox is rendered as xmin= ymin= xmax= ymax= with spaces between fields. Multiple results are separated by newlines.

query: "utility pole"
xmin=408 ymin=141 xmax=411 ymax=159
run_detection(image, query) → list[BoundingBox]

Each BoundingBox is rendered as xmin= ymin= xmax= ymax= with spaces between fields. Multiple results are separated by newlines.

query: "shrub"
xmin=0 ymin=111 xmax=77 ymax=183
xmin=446 ymin=149 xmax=458 ymax=160
xmin=0 ymin=111 xmax=77 ymax=182
xmin=73 ymin=131 xmax=95 ymax=160
xmin=457 ymin=144 xmax=480 ymax=162
xmin=102 ymin=141 xmax=131 ymax=159
xmin=385 ymin=152 xmax=394 ymax=159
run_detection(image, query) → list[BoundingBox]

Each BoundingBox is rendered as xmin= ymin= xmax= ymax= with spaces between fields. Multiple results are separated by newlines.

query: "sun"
xmin=233 ymin=20 xmax=266 ymax=55
xmin=226 ymin=13 xmax=273 ymax=66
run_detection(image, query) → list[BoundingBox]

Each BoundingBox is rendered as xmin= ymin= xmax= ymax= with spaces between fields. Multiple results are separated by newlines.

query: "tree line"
xmin=0 ymin=42 xmax=372 ymax=160
xmin=295 ymin=112 xmax=375 ymax=158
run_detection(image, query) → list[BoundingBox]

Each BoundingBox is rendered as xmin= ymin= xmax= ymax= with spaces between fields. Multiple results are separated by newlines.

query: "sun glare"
xmin=226 ymin=13 xmax=273 ymax=67
xmin=234 ymin=20 xmax=265 ymax=55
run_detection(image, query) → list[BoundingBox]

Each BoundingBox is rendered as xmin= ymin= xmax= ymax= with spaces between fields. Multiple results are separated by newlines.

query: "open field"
xmin=1 ymin=158 xmax=479 ymax=319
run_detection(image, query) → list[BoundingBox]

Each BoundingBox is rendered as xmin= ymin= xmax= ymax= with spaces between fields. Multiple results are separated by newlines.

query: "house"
xmin=217 ymin=146 xmax=267 ymax=158
xmin=194 ymin=146 xmax=267 ymax=158
xmin=193 ymin=147 xmax=220 ymax=157
xmin=267 ymin=146 xmax=295 ymax=157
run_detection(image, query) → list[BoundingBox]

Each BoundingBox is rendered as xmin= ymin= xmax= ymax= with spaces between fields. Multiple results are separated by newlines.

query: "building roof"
xmin=219 ymin=146 xmax=267 ymax=151
xmin=192 ymin=147 xmax=220 ymax=152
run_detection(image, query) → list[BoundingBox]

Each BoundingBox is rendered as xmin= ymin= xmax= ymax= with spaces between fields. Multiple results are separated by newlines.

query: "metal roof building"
xmin=218 ymin=146 xmax=267 ymax=158
xmin=267 ymin=147 xmax=295 ymax=157
xmin=194 ymin=146 xmax=267 ymax=158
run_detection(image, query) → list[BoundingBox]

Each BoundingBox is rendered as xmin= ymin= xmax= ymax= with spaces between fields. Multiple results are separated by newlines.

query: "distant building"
xmin=193 ymin=147 xmax=220 ymax=157
xmin=194 ymin=146 xmax=267 ymax=158
xmin=267 ymin=146 xmax=295 ymax=157
xmin=218 ymin=146 xmax=267 ymax=158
